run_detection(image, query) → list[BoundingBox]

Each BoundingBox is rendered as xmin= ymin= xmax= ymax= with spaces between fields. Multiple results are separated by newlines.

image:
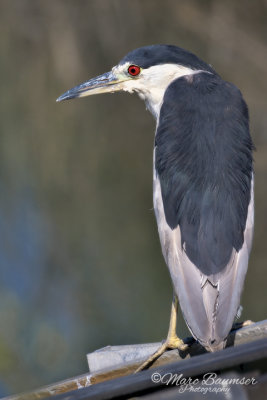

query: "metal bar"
xmin=53 ymin=338 xmax=267 ymax=400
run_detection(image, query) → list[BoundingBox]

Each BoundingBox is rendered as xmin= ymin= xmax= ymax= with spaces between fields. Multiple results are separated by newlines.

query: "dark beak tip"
xmin=56 ymin=90 xmax=80 ymax=102
xmin=56 ymin=94 xmax=69 ymax=102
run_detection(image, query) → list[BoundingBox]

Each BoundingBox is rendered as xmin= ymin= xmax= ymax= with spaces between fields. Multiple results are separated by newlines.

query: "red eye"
xmin=128 ymin=65 xmax=141 ymax=76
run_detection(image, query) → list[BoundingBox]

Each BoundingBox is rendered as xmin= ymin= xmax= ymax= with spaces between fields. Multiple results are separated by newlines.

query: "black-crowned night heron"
xmin=57 ymin=45 xmax=254 ymax=371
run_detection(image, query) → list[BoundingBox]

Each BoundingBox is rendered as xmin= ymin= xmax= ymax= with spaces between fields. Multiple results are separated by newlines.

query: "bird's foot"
xmin=167 ymin=335 xmax=188 ymax=351
xmin=135 ymin=335 xmax=188 ymax=373
xmin=231 ymin=320 xmax=254 ymax=331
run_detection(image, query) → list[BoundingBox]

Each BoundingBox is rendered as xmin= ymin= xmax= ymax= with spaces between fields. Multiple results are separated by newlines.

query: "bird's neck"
xmin=136 ymin=65 xmax=207 ymax=120
xmin=138 ymin=89 xmax=165 ymax=120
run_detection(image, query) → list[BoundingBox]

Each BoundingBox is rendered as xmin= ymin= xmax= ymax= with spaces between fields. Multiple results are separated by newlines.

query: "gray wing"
xmin=153 ymin=170 xmax=254 ymax=350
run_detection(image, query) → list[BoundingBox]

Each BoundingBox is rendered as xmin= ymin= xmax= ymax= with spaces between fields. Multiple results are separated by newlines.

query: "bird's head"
xmin=57 ymin=45 xmax=215 ymax=118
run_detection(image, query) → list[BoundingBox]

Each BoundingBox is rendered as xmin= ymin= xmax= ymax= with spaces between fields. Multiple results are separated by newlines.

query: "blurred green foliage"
xmin=0 ymin=0 xmax=266 ymax=395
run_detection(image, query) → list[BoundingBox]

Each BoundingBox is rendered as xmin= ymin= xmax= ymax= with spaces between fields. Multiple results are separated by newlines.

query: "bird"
xmin=57 ymin=44 xmax=254 ymax=370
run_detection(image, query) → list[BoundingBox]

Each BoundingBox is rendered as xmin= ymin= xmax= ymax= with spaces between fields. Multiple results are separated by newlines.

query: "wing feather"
xmin=153 ymin=168 xmax=254 ymax=350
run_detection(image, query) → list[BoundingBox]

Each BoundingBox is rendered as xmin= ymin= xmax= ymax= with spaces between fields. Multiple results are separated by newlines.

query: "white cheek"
xmin=121 ymin=80 xmax=140 ymax=94
xmin=118 ymin=63 xmax=207 ymax=119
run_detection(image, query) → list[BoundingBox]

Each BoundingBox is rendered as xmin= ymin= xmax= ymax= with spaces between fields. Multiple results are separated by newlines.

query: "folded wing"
xmin=154 ymin=72 xmax=254 ymax=349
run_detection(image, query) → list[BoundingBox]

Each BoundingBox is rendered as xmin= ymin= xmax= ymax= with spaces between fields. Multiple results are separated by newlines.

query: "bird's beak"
xmin=56 ymin=70 xmax=126 ymax=102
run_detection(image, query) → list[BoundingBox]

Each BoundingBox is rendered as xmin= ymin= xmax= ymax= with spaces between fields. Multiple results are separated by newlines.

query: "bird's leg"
xmin=163 ymin=294 xmax=188 ymax=350
xmin=135 ymin=294 xmax=188 ymax=372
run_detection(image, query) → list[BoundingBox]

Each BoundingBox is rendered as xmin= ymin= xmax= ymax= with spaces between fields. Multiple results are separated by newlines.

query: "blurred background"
xmin=0 ymin=0 xmax=266 ymax=396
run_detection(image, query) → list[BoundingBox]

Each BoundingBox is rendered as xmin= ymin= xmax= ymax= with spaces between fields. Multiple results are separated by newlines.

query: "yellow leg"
xmin=135 ymin=294 xmax=188 ymax=372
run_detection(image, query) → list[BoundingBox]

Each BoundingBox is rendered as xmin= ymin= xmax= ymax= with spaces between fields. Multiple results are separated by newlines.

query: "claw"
xmin=135 ymin=336 xmax=188 ymax=373
xmin=231 ymin=320 xmax=254 ymax=331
